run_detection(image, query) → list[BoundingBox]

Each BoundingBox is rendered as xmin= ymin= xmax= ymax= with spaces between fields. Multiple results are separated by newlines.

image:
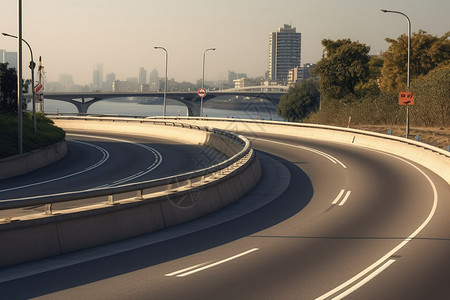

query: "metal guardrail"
xmin=0 ymin=117 xmax=251 ymax=213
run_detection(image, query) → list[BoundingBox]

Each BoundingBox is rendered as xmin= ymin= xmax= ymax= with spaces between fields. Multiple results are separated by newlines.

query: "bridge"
xmin=43 ymin=87 xmax=287 ymax=116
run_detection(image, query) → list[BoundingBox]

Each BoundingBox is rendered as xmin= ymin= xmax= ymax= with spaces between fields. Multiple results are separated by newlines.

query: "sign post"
xmin=399 ymin=92 xmax=414 ymax=138
xmin=198 ymin=88 xmax=207 ymax=117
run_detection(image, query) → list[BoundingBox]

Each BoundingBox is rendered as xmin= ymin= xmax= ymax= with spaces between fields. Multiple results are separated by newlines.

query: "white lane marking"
xmin=164 ymin=262 xmax=211 ymax=277
xmin=166 ymin=248 xmax=259 ymax=278
xmin=332 ymin=259 xmax=396 ymax=300
xmin=331 ymin=190 xmax=351 ymax=206
xmin=69 ymin=134 xmax=163 ymax=187
xmin=316 ymin=154 xmax=439 ymax=300
xmin=0 ymin=140 xmax=110 ymax=194
xmin=332 ymin=189 xmax=346 ymax=205
xmin=253 ymin=138 xmax=347 ymax=168
xmin=338 ymin=191 xmax=351 ymax=206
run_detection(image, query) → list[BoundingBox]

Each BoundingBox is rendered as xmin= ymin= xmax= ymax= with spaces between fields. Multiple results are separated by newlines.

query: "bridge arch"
xmin=43 ymin=91 xmax=285 ymax=116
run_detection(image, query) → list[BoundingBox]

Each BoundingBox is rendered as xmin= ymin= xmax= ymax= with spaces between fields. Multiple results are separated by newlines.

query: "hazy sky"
xmin=1 ymin=0 xmax=449 ymax=85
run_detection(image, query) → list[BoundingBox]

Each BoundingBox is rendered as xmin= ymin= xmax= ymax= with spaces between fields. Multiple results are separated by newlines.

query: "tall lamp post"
xmin=381 ymin=9 xmax=411 ymax=138
xmin=201 ymin=48 xmax=215 ymax=117
xmin=3 ymin=32 xmax=37 ymax=134
xmin=154 ymin=46 xmax=168 ymax=117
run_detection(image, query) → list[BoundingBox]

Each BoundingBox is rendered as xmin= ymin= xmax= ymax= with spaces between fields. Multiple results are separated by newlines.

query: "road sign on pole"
xmin=35 ymin=83 xmax=43 ymax=94
xmin=197 ymin=88 xmax=207 ymax=98
xmin=399 ymin=91 xmax=414 ymax=105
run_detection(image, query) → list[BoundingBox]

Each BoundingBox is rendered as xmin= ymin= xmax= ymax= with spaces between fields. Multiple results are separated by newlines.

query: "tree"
xmin=277 ymin=79 xmax=320 ymax=122
xmin=0 ymin=63 xmax=30 ymax=113
xmin=410 ymin=61 xmax=450 ymax=127
xmin=380 ymin=30 xmax=450 ymax=93
xmin=313 ymin=39 xmax=371 ymax=100
xmin=0 ymin=63 xmax=18 ymax=113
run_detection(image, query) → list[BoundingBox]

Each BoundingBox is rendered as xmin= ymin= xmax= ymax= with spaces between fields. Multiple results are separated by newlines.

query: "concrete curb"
xmin=0 ymin=140 xmax=68 ymax=180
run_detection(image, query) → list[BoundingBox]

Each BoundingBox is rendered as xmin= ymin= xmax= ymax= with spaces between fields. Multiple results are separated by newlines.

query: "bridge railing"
xmin=0 ymin=119 xmax=251 ymax=213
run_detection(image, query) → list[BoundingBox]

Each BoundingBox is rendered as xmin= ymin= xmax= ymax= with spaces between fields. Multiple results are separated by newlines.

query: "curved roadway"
xmin=0 ymin=131 xmax=448 ymax=299
xmin=0 ymin=130 xmax=226 ymax=216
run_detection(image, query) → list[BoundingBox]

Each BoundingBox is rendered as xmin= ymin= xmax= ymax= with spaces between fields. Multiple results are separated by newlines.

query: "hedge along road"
xmin=0 ymin=128 xmax=448 ymax=299
xmin=0 ymin=130 xmax=227 ymax=217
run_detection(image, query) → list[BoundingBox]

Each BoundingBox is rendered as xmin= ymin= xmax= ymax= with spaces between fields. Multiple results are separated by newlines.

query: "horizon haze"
xmin=1 ymin=0 xmax=449 ymax=86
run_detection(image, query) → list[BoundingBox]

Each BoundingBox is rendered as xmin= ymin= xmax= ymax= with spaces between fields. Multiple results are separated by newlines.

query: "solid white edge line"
xmin=316 ymin=153 xmax=439 ymax=300
xmin=338 ymin=191 xmax=352 ymax=206
xmin=0 ymin=140 xmax=110 ymax=193
xmin=332 ymin=189 xmax=346 ymax=205
xmin=332 ymin=259 xmax=396 ymax=300
xmin=69 ymin=133 xmax=163 ymax=187
xmin=176 ymin=248 xmax=259 ymax=277
xmin=253 ymin=138 xmax=347 ymax=169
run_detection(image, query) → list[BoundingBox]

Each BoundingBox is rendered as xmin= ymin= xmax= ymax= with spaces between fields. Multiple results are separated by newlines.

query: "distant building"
xmin=269 ymin=24 xmax=301 ymax=84
xmin=149 ymin=68 xmax=159 ymax=91
xmin=139 ymin=84 xmax=150 ymax=92
xmin=0 ymin=49 xmax=18 ymax=70
xmin=287 ymin=67 xmax=301 ymax=86
xmin=59 ymin=74 xmax=74 ymax=91
xmin=287 ymin=63 xmax=317 ymax=86
xmin=105 ymin=73 xmax=116 ymax=91
xmin=92 ymin=64 xmax=103 ymax=91
xmin=112 ymin=80 xmax=131 ymax=92
xmin=139 ymin=67 xmax=147 ymax=85
xmin=228 ymin=71 xmax=247 ymax=85
xmin=300 ymin=63 xmax=316 ymax=80
xmin=233 ymin=77 xmax=258 ymax=89
xmin=126 ymin=77 xmax=138 ymax=91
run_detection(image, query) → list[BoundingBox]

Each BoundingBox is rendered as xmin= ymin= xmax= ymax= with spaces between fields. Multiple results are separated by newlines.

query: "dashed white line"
xmin=165 ymin=248 xmax=259 ymax=278
xmin=332 ymin=189 xmax=351 ymax=206
xmin=316 ymin=152 xmax=439 ymax=299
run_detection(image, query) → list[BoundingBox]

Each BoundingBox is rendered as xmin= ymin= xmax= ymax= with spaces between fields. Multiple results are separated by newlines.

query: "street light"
xmin=201 ymin=48 xmax=215 ymax=117
xmin=154 ymin=46 xmax=168 ymax=117
xmin=2 ymin=32 xmax=37 ymax=134
xmin=381 ymin=9 xmax=411 ymax=138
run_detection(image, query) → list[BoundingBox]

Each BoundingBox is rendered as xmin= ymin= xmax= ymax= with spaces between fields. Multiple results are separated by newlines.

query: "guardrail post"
xmin=108 ymin=194 xmax=114 ymax=205
xmin=136 ymin=189 xmax=144 ymax=200
xmin=45 ymin=203 xmax=53 ymax=215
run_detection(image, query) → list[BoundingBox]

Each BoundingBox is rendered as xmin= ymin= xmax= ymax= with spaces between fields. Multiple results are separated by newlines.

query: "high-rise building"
xmin=105 ymin=73 xmax=116 ymax=91
xmin=269 ymin=24 xmax=301 ymax=84
xmin=1 ymin=49 xmax=18 ymax=70
xmin=139 ymin=67 xmax=147 ymax=85
xmin=92 ymin=64 xmax=103 ymax=91
xmin=149 ymin=68 xmax=159 ymax=91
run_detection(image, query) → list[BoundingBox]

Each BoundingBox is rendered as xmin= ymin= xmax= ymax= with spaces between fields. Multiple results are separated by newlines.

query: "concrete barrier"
xmin=166 ymin=118 xmax=450 ymax=186
xmin=0 ymin=118 xmax=261 ymax=267
xmin=0 ymin=140 xmax=68 ymax=180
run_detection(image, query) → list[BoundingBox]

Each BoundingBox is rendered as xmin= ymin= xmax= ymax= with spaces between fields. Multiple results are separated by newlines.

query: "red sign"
xmin=198 ymin=88 xmax=207 ymax=98
xmin=35 ymin=83 xmax=43 ymax=93
xmin=399 ymin=92 xmax=414 ymax=105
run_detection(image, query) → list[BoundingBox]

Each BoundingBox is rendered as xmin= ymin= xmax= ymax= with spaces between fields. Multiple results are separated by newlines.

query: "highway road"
xmin=0 ymin=130 xmax=226 ymax=215
xmin=0 ymin=131 xmax=448 ymax=299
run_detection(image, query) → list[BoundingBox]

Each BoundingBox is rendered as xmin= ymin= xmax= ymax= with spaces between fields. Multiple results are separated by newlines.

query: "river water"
xmin=41 ymin=97 xmax=282 ymax=121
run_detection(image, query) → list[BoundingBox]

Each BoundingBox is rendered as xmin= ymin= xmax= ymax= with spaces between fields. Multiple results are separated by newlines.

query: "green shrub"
xmin=0 ymin=112 xmax=65 ymax=158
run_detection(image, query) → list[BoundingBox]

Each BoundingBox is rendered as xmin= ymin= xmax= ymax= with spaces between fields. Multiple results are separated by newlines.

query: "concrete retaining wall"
xmin=0 ymin=140 xmax=68 ymax=180
xmin=0 ymin=119 xmax=261 ymax=268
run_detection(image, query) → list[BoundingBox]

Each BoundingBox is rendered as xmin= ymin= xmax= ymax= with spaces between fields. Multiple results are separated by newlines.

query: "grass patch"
xmin=0 ymin=112 xmax=66 ymax=159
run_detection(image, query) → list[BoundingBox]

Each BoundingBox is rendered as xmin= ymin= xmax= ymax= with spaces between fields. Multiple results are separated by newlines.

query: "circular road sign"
xmin=198 ymin=88 xmax=207 ymax=98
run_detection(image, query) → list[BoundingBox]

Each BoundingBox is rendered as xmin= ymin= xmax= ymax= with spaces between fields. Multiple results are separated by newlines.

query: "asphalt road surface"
xmin=0 ymin=131 xmax=448 ymax=299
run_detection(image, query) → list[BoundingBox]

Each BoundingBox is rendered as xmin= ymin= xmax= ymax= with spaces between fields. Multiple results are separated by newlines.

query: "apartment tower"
xmin=269 ymin=24 xmax=301 ymax=84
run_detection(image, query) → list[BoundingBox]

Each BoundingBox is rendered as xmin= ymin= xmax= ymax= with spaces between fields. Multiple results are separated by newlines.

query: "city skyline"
xmin=1 ymin=0 xmax=448 ymax=86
